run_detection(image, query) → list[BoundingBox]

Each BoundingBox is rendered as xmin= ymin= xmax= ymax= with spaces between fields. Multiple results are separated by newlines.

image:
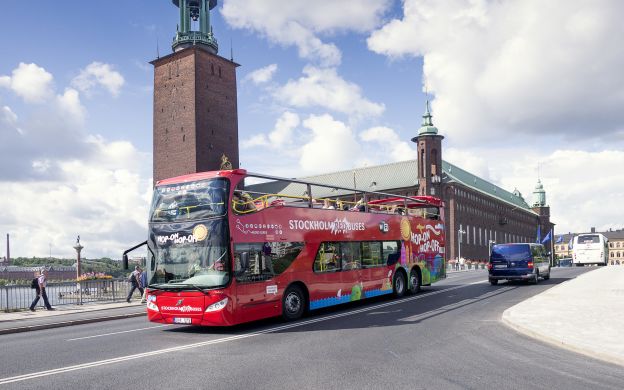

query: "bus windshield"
xmin=577 ymin=235 xmax=600 ymax=244
xmin=150 ymin=178 xmax=228 ymax=222
xmin=149 ymin=219 xmax=230 ymax=288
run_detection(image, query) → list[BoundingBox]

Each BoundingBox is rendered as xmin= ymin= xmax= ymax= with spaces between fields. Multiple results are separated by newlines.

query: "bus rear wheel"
xmin=393 ymin=271 xmax=406 ymax=298
xmin=408 ymin=268 xmax=421 ymax=294
xmin=282 ymin=285 xmax=305 ymax=321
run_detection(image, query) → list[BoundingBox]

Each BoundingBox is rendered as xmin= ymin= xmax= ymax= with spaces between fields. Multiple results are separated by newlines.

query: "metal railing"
xmin=0 ymin=279 xmax=136 ymax=312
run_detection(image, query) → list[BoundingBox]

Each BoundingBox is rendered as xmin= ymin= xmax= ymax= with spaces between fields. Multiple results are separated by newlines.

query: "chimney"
xmin=590 ymin=227 xmax=596 ymax=233
xmin=6 ymin=234 xmax=9 ymax=265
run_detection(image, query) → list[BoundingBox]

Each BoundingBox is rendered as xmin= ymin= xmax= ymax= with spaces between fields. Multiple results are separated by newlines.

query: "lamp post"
xmin=73 ymin=236 xmax=83 ymax=305
xmin=458 ymin=228 xmax=466 ymax=269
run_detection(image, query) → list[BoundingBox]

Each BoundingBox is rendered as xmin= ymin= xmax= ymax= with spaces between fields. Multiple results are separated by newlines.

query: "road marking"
xmin=0 ymin=280 xmax=488 ymax=385
xmin=66 ymin=325 xmax=170 ymax=341
xmin=400 ymin=287 xmax=515 ymax=322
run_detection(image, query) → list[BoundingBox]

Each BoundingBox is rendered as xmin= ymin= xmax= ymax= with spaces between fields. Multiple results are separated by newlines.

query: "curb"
xmin=502 ymin=302 xmax=624 ymax=368
xmin=0 ymin=311 xmax=146 ymax=335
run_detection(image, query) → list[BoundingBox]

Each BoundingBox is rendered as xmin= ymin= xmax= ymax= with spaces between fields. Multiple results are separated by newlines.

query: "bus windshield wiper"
xmin=188 ymin=284 xmax=210 ymax=295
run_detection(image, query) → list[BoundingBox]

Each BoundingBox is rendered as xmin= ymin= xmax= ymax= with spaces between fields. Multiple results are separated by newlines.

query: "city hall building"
xmin=152 ymin=0 xmax=554 ymax=262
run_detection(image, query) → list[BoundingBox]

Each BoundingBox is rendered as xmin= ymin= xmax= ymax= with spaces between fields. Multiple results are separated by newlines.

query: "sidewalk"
xmin=0 ymin=301 xmax=146 ymax=335
xmin=503 ymin=266 xmax=624 ymax=367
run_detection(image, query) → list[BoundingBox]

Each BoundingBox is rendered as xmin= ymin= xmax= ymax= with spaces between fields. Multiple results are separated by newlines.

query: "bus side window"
xmin=361 ymin=241 xmax=382 ymax=268
xmin=383 ymin=241 xmax=400 ymax=266
xmin=314 ymin=243 xmax=339 ymax=273
xmin=340 ymin=242 xmax=362 ymax=271
xmin=234 ymin=243 xmax=272 ymax=283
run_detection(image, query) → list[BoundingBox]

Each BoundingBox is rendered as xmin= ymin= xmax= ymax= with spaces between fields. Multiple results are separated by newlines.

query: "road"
xmin=1 ymin=267 xmax=623 ymax=389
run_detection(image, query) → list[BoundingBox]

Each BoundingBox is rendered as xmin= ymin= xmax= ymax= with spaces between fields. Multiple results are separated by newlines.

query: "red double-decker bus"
xmin=142 ymin=169 xmax=446 ymax=326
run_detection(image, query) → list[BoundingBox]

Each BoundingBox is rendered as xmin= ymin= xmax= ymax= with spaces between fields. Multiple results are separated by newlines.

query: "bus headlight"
xmin=205 ymin=297 xmax=228 ymax=312
xmin=147 ymin=297 xmax=159 ymax=312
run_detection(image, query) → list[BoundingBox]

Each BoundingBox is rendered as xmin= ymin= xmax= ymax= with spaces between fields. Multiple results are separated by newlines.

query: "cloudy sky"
xmin=1 ymin=0 xmax=623 ymax=258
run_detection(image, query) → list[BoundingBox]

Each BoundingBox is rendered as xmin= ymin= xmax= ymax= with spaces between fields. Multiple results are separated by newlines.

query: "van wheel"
xmin=282 ymin=285 xmax=305 ymax=321
xmin=489 ymin=278 xmax=498 ymax=286
xmin=393 ymin=271 xmax=406 ymax=298
xmin=543 ymin=267 xmax=551 ymax=280
xmin=530 ymin=271 xmax=539 ymax=284
xmin=408 ymin=268 xmax=421 ymax=294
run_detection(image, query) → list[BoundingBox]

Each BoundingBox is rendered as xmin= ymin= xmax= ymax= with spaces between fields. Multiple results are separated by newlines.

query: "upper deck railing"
xmin=235 ymin=172 xmax=442 ymax=219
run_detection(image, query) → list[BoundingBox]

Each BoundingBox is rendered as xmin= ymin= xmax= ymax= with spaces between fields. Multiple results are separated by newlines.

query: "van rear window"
xmin=491 ymin=245 xmax=531 ymax=262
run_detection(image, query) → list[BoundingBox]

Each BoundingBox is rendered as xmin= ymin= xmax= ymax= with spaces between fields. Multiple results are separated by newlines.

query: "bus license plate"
xmin=173 ymin=317 xmax=192 ymax=324
xmin=494 ymin=264 xmax=507 ymax=269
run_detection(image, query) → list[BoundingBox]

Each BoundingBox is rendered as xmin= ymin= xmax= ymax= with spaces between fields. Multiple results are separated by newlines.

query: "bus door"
xmin=233 ymin=243 xmax=280 ymax=322
xmin=337 ymin=242 xmax=364 ymax=300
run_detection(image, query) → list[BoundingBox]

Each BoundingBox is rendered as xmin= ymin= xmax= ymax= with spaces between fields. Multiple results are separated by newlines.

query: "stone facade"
xmin=151 ymin=47 xmax=239 ymax=184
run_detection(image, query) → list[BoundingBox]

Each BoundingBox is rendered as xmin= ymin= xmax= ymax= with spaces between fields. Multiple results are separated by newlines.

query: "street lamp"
xmin=458 ymin=228 xmax=466 ymax=268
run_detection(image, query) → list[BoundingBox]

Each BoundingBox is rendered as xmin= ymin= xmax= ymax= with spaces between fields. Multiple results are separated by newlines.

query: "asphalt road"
xmin=1 ymin=267 xmax=623 ymax=389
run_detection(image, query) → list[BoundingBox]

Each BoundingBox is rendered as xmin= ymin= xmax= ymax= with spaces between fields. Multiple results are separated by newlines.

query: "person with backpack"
xmin=126 ymin=265 xmax=143 ymax=303
xmin=29 ymin=268 xmax=54 ymax=311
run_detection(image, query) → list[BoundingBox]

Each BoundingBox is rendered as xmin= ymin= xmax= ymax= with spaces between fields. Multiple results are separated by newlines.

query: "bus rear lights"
xmin=527 ymin=261 xmax=534 ymax=269
xmin=147 ymin=300 xmax=159 ymax=312
xmin=205 ymin=297 xmax=228 ymax=312
xmin=486 ymin=263 xmax=492 ymax=270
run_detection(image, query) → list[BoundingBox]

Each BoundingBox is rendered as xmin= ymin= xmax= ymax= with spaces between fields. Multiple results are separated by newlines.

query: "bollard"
xmin=112 ymin=280 xmax=116 ymax=301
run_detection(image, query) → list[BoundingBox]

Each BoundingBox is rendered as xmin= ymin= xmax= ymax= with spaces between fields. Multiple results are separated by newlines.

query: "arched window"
xmin=420 ymin=149 xmax=425 ymax=178
xmin=431 ymin=149 xmax=438 ymax=175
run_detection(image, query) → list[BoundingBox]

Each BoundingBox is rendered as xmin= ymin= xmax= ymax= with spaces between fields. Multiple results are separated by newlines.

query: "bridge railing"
xmin=0 ymin=279 xmax=135 ymax=312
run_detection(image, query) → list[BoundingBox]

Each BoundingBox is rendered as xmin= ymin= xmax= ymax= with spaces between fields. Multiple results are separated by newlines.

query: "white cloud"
xmin=1 ymin=105 xmax=18 ymax=127
xmin=221 ymin=0 xmax=391 ymax=66
xmin=1 ymin=138 xmax=151 ymax=259
xmin=299 ymin=114 xmax=362 ymax=174
xmin=269 ymin=111 xmax=299 ymax=147
xmin=71 ymin=62 xmax=125 ymax=97
xmin=0 ymin=63 xmax=54 ymax=103
xmin=275 ymin=66 xmax=385 ymax=119
xmin=244 ymin=64 xmax=278 ymax=85
xmin=360 ymin=126 xmax=417 ymax=162
xmin=56 ymin=88 xmax=87 ymax=125
xmin=367 ymin=0 xmax=624 ymax=146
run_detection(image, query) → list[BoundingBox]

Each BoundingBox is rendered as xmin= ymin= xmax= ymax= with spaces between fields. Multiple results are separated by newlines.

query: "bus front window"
xmin=150 ymin=178 xmax=228 ymax=222
xmin=149 ymin=219 xmax=230 ymax=289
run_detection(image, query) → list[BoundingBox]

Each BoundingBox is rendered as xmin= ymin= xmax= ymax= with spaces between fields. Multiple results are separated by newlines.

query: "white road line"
xmin=0 ymin=280 xmax=489 ymax=385
xmin=66 ymin=325 xmax=170 ymax=341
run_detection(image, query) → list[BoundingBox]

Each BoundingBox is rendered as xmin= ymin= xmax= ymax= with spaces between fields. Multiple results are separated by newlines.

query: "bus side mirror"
xmin=122 ymin=254 xmax=129 ymax=270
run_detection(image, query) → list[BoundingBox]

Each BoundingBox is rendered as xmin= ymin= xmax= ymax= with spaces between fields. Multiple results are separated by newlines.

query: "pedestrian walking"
xmin=126 ymin=265 xmax=144 ymax=303
xmin=30 ymin=268 xmax=54 ymax=311
xmin=140 ymin=268 xmax=148 ymax=303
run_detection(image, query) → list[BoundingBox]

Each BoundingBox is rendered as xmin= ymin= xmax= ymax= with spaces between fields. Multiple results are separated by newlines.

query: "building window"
xmin=473 ymin=226 xmax=476 ymax=245
xmin=467 ymin=225 xmax=470 ymax=245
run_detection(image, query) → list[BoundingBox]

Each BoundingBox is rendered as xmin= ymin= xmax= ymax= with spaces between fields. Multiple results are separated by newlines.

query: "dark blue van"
xmin=488 ymin=243 xmax=551 ymax=285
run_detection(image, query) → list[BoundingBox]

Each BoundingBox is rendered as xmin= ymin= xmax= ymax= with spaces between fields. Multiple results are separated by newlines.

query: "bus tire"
xmin=282 ymin=285 xmax=305 ymax=321
xmin=393 ymin=270 xmax=406 ymax=298
xmin=543 ymin=267 xmax=551 ymax=280
xmin=489 ymin=278 xmax=498 ymax=286
xmin=408 ymin=268 xmax=421 ymax=294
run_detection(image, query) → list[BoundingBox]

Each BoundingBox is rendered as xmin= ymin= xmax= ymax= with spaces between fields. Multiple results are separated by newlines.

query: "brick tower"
xmin=411 ymin=100 xmax=444 ymax=197
xmin=151 ymin=0 xmax=239 ymax=183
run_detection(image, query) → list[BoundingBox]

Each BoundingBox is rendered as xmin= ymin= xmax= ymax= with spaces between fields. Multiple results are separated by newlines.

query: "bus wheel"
xmin=282 ymin=285 xmax=305 ymax=321
xmin=393 ymin=271 xmax=406 ymax=298
xmin=408 ymin=268 xmax=420 ymax=294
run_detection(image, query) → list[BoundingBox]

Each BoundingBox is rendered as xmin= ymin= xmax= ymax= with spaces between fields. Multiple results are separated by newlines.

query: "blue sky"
xmin=2 ymin=0 xmax=624 ymax=258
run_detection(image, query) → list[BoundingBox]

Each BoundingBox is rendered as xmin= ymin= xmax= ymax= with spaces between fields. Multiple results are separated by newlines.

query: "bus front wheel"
xmin=282 ymin=285 xmax=305 ymax=321
xmin=393 ymin=271 xmax=406 ymax=298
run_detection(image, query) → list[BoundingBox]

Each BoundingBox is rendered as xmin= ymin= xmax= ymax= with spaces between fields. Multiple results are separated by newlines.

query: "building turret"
xmin=532 ymin=179 xmax=547 ymax=207
xmin=411 ymin=100 xmax=444 ymax=196
xmin=172 ymin=0 xmax=218 ymax=53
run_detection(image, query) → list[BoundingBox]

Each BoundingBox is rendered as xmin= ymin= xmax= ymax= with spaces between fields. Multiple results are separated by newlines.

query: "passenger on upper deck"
xmin=322 ymin=199 xmax=335 ymax=209
xmin=233 ymin=191 xmax=256 ymax=213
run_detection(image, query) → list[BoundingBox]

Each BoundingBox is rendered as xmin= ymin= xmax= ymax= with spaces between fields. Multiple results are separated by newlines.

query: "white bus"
xmin=572 ymin=234 xmax=608 ymax=266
